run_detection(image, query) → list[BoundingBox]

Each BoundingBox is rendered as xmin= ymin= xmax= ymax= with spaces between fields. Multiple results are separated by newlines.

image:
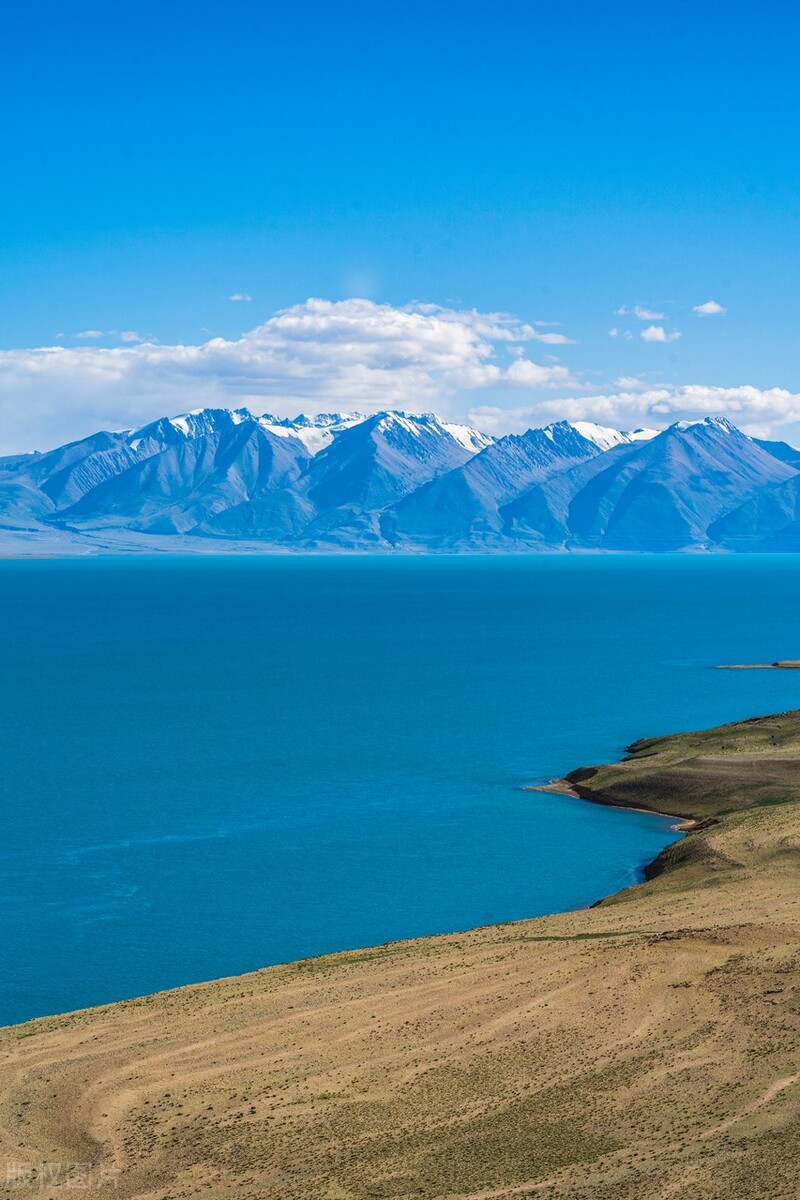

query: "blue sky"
xmin=2 ymin=0 xmax=800 ymax=451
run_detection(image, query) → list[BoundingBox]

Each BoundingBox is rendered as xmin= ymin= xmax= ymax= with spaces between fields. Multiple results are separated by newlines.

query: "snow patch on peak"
xmin=673 ymin=415 xmax=742 ymax=436
xmin=570 ymin=421 xmax=632 ymax=451
xmin=570 ymin=421 xmax=658 ymax=451
xmin=291 ymin=412 xmax=365 ymax=430
xmin=373 ymin=411 xmax=493 ymax=454
xmin=166 ymin=408 xmax=252 ymax=438
xmin=626 ymin=427 xmax=659 ymax=442
xmin=169 ymin=414 xmax=197 ymax=436
xmin=375 ymin=412 xmax=426 ymax=437
xmin=440 ymin=422 xmax=495 ymax=454
xmin=703 ymin=415 xmax=739 ymax=433
xmin=258 ymin=411 xmax=363 ymax=455
xmin=126 ymin=407 xmax=253 ymax=445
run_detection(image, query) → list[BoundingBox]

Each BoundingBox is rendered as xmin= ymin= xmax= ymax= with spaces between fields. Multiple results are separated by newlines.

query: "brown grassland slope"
xmin=2 ymin=711 xmax=800 ymax=1200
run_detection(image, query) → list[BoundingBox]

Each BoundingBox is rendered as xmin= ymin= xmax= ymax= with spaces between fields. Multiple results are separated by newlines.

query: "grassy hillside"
xmin=2 ymin=711 xmax=800 ymax=1199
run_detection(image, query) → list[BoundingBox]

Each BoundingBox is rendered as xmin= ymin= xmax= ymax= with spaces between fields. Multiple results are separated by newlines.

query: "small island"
xmin=718 ymin=659 xmax=800 ymax=669
xmin=3 ymin=711 xmax=800 ymax=1199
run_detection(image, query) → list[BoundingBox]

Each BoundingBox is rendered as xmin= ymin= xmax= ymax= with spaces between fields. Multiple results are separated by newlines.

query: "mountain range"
xmin=2 ymin=407 xmax=800 ymax=553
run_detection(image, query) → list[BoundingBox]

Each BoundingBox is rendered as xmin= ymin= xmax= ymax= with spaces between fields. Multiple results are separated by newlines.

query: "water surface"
xmin=2 ymin=554 xmax=799 ymax=1024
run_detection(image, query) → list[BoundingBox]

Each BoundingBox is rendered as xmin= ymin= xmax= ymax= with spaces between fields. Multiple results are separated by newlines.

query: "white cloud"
xmin=615 ymin=304 xmax=666 ymax=321
xmin=530 ymin=330 xmax=576 ymax=345
xmin=693 ymin=300 xmax=727 ymax=316
xmin=229 ymin=293 xmax=253 ymax=302
xmin=504 ymin=358 xmax=573 ymax=386
xmin=641 ymin=325 xmax=682 ymax=344
xmin=75 ymin=330 xmax=104 ymax=340
xmin=609 ymin=327 xmax=633 ymax=341
xmin=633 ymin=305 xmax=665 ymax=320
xmin=635 ymin=306 xmax=664 ymax=321
xmin=119 ymin=331 xmax=142 ymax=343
xmin=466 ymin=384 xmax=800 ymax=439
xmin=0 ymin=298 xmax=578 ymax=453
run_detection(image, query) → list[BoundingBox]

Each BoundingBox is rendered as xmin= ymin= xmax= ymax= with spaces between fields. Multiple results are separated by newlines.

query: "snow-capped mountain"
xmin=297 ymin=411 xmax=487 ymax=545
xmin=0 ymin=408 xmax=491 ymax=545
xmin=0 ymin=408 xmax=798 ymax=552
xmin=387 ymin=420 xmax=606 ymax=547
xmin=44 ymin=408 xmax=315 ymax=538
xmin=504 ymin=416 xmax=796 ymax=550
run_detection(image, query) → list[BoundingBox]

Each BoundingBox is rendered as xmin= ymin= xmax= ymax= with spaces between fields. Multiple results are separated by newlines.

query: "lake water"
xmin=2 ymin=554 xmax=799 ymax=1025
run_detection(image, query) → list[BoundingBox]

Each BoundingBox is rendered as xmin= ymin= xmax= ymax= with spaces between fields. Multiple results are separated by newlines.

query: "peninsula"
xmin=3 ymin=711 xmax=800 ymax=1199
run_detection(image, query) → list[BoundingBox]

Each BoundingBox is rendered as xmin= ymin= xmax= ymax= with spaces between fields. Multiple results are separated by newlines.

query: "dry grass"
xmin=2 ymin=711 xmax=800 ymax=1199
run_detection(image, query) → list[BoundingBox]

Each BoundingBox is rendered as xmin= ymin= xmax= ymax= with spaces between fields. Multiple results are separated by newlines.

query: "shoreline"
xmin=5 ymin=756 xmax=696 ymax=1033
xmin=526 ymin=776 xmax=697 ymax=832
xmin=4 ymin=710 xmax=800 ymax=1199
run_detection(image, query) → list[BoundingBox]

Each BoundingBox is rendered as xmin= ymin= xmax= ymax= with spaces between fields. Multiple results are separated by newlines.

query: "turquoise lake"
xmin=2 ymin=554 xmax=800 ymax=1026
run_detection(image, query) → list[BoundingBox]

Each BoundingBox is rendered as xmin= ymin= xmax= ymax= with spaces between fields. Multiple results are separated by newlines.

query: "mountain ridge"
xmin=1 ymin=408 xmax=798 ymax=553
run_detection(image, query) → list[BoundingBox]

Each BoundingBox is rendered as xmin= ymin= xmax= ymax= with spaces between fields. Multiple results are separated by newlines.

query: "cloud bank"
xmin=0 ymin=299 xmax=576 ymax=453
xmin=0 ymin=297 xmax=796 ymax=455
xmin=468 ymin=384 xmax=800 ymax=440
